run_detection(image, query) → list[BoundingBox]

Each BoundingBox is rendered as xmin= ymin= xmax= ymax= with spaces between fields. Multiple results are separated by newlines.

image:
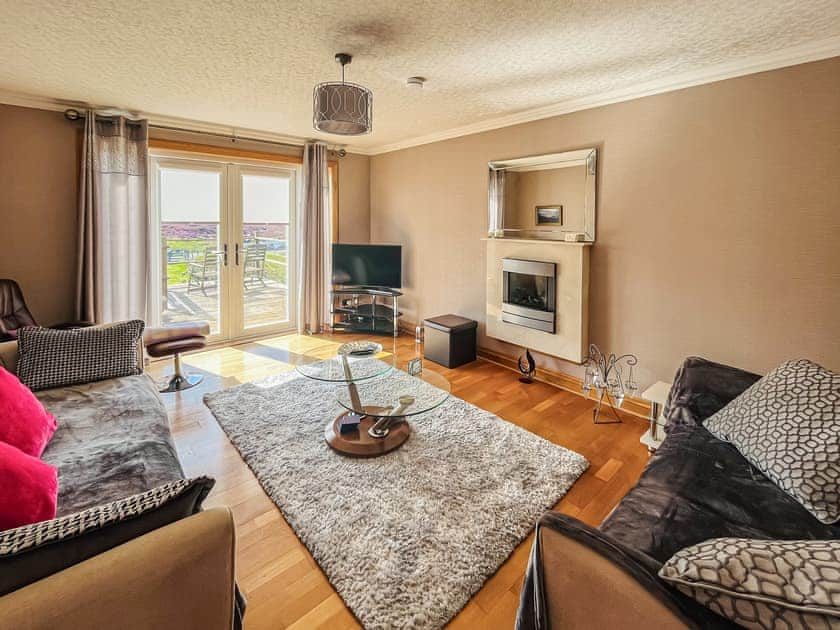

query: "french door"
xmin=150 ymin=154 xmax=297 ymax=342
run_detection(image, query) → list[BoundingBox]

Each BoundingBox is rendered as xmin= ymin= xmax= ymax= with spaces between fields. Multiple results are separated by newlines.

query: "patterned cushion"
xmin=0 ymin=476 xmax=214 ymax=596
xmin=659 ymin=538 xmax=840 ymax=629
xmin=16 ymin=320 xmax=144 ymax=391
xmin=704 ymin=360 xmax=840 ymax=524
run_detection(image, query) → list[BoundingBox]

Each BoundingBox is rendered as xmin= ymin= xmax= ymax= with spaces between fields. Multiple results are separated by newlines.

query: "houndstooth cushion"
xmin=704 ymin=360 xmax=840 ymax=524
xmin=0 ymin=477 xmax=214 ymax=596
xmin=659 ymin=538 xmax=840 ymax=629
xmin=0 ymin=477 xmax=210 ymax=556
xmin=16 ymin=320 xmax=144 ymax=391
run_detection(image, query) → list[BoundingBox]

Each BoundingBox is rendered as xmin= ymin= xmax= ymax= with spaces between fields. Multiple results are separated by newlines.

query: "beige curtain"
xmin=488 ymin=167 xmax=505 ymax=237
xmin=297 ymin=141 xmax=332 ymax=334
xmin=76 ymin=111 xmax=150 ymax=324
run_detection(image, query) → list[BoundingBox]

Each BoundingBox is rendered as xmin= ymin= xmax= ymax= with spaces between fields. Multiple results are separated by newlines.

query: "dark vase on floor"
xmin=518 ymin=349 xmax=536 ymax=383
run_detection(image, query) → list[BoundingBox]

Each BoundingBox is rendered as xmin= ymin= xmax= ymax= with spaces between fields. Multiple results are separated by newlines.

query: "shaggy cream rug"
xmin=204 ymin=368 xmax=587 ymax=629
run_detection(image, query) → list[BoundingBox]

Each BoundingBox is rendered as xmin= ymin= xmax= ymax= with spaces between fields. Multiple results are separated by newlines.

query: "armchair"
xmin=0 ymin=279 xmax=36 ymax=339
xmin=0 ymin=279 xmax=92 ymax=341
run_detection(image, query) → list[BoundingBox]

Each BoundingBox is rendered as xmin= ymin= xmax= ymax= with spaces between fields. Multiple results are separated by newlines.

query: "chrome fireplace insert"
xmin=501 ymin=258 xmax=556 ymax=333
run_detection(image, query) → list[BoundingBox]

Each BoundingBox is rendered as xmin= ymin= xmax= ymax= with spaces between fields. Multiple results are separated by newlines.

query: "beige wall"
xmin=504 ymin=166 xmax=587 ymax=233
xmin=337 ymin=152 xmax=370 ymax=243
xmin=370 ymin=57 xmax=840 ymax=384
xmin=0 ymin=104 xmax=79 ymax=325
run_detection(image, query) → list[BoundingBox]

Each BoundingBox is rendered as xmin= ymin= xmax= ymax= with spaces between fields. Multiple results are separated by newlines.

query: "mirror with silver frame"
xmin=488 ymin=148 xmax=597 ymax=242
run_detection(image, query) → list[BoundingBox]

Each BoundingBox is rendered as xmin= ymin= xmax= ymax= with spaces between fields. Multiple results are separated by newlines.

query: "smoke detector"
xmin=406 ymin=76 xmax=426 ymax=88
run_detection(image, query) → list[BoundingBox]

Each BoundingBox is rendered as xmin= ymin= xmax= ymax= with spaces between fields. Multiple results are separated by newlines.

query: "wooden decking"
xmin=162 ymin=280 xmax=288 ymax=330
xmin=147 ymin=332 xmax=649 ymax=629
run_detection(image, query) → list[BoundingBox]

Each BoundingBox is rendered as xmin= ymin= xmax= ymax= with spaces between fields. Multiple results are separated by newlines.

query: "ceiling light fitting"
xmin=406 ymin=77 xmax=425 ymax=88
xmin=313 ymin=53 xmax=373 ymax=136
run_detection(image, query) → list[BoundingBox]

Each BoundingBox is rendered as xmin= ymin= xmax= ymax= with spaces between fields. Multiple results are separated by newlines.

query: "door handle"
xmin=223 ymin=244 xmax=228 ymax=266
xmin=235 ymin=243 xmax=240 ymax=266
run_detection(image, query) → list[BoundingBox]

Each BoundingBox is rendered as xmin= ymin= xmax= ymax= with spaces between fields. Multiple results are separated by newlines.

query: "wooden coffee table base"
xmin=324 ymin=406 xmax=411 ymax=458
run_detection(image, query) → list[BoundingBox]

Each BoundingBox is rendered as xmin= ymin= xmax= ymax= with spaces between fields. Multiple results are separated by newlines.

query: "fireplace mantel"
xmin=481 ymin=237 xmax=592 ymax=247
xmin=485 ymin=238 xmax=589 ymax=363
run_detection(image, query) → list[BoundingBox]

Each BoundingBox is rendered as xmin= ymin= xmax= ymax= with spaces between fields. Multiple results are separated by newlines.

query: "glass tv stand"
xmin=329 ymin=287 xmax=402 ymax=337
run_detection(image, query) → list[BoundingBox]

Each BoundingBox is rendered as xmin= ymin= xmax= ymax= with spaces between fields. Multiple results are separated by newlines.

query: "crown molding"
xmin=0 ymin=88 xmax=378 ymax=154
xmin=365 ymin=35 xmax=840 ymax=155
xmin=0 ymin=89 xmax=80 ymax=113
xmin=1 ymin=35 xmax=838 ymax=158
xmin=0 ymin=89 xmax=317 ymax=150
xmin=150 ymin=113 xmax=310 ymax=149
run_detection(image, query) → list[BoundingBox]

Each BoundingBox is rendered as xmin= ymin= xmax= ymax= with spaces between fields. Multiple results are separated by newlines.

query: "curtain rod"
xmin=63 ymin=108 xmax=347 ymax=156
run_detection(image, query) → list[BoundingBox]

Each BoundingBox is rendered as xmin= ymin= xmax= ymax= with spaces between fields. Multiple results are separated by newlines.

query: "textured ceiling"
xmin=1 ymin=0 xmax=839 ymax=152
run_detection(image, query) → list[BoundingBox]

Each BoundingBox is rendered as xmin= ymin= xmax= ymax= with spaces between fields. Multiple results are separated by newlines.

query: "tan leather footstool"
xmin=144 ymin=321 xmax=210 ymax=393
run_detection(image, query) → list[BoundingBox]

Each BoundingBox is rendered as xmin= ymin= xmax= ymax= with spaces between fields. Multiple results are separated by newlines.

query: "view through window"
xmin=155 ymin=157 xmax=295 ymax=339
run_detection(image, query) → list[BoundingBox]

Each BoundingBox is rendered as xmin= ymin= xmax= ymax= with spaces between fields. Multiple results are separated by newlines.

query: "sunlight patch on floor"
xmin=173 ymin=334 xmax=399 ymax=388
xmin=180 ymin=344 xmax=295 ymax=382
xmin=255 ymin=334 xmax=341 ymax=354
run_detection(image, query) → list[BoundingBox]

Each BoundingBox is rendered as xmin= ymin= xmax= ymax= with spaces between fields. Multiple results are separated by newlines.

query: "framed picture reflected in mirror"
xmin=536 ymin=205 xmax=563 ymax=225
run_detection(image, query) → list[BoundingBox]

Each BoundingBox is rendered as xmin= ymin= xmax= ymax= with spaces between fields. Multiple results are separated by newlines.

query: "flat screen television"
xmin=332 ymin=244 xmax=402 ymax=288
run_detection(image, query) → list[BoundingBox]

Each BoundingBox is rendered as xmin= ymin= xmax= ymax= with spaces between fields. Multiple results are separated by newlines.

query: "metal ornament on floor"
xmin=518 ymin=349 xmax=536 ymax=383
xmin=582 ymin=344 xmax=639 ymax=424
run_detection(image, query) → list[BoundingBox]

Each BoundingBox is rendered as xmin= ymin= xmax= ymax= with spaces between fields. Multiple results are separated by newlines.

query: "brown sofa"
xmin=518 ymin=512 xmax=691 ymax=628
xmin=516 ymin=357 xmax=839 ymax=629
xmin=0 ymin=337 xmax=238 ymax=630
xmin=0 ymin=508 xmax=237 ymax=630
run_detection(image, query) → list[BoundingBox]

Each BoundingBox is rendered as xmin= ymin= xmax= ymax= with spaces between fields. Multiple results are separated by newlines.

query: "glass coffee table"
xmin=296 ymin=353 xmax=396 ymax=383
xmin=296 ymin=347 xmax=450 ymax=458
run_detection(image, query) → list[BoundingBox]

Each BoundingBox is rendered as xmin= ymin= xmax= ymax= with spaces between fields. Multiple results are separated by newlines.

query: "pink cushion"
xmin=0 ymin=441 xmax=58 ymax=530
xmin=0 ymin=367 xmax=57 ymax=457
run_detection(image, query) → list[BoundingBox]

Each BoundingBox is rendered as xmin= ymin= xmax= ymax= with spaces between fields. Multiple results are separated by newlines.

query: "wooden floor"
xmin=147 ymin=332 xmax=649 ymax=629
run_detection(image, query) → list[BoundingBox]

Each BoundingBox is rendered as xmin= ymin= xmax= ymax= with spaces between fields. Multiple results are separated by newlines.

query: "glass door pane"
xmin=158 ymin=164 xmax=225 ymax=335
xmin=239 ymin=168 xmax=294 ymax=331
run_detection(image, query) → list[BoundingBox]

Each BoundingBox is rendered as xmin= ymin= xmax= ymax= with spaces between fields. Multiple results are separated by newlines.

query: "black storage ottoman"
xmin=423 ymin=314 xmax=477 ymax=368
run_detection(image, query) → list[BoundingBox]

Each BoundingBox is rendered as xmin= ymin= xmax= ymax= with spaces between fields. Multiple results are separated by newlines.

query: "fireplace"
xmin=501 ymin=258 xmax=556 ymax=333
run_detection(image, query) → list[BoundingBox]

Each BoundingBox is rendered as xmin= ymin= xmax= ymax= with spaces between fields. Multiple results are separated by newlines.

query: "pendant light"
xmin=313 ymin=53 xmax=373 ymax=135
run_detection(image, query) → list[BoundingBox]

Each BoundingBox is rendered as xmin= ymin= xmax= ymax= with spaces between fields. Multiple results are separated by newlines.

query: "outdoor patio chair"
xmin=187 ymin=247 xmax=219 ymax=295
xmin=243 ymin=242 xmax=267 ymax=289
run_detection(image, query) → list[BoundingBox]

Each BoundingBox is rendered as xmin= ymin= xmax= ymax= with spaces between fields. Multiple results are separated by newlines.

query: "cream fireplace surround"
xmin=485 ymin=237 xmax=590 ymax=363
